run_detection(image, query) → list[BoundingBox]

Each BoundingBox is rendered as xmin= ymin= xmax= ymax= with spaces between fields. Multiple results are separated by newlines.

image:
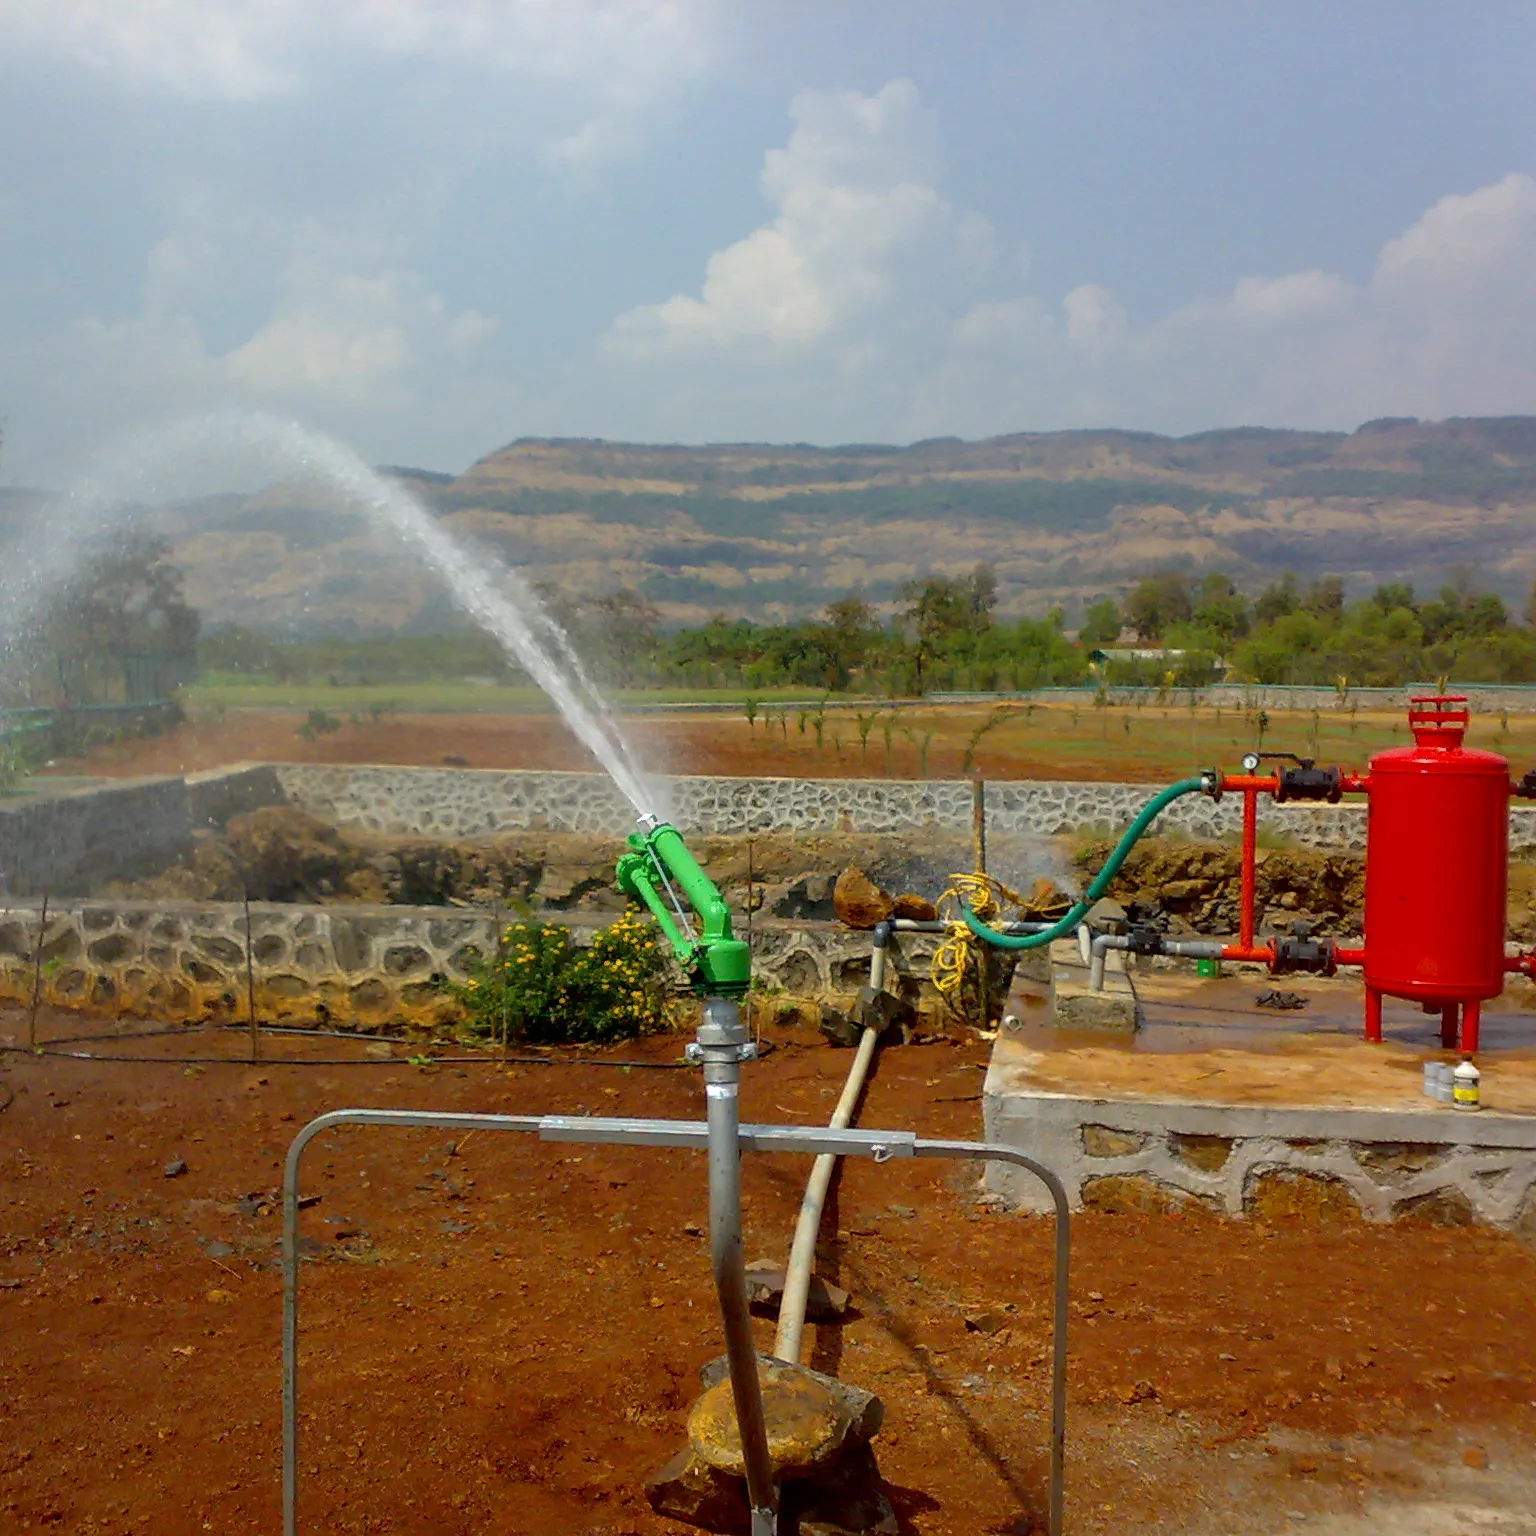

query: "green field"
xmin=180 ymin=681 xmax=852 ymax=712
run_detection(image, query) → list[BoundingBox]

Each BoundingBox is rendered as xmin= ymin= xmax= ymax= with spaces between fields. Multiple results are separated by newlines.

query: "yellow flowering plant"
xmin=444 ymin=912 xmax=673 ymax=1044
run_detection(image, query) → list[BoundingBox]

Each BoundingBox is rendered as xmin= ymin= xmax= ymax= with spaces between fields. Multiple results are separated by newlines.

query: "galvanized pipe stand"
xmin=283 ymin=815 xmax=1070 ymax=1536
xmin=690 ymin=994 xmax=779 ymax=1535
xmin=281 ymin=1110 xmax=1070 ymax=1536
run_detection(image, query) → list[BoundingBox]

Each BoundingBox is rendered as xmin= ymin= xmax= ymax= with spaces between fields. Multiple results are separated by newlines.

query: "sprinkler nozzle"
xmin=617 ymin=820 xmax=751 ymax=996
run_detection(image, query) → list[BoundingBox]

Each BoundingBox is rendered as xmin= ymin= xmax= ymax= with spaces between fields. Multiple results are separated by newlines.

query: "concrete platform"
xmin=982 ymin=968 xmax=1536 ymax=1231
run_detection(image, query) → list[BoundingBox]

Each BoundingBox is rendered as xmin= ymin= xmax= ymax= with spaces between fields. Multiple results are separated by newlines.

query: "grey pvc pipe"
xmin=891 ymin=918 xmax=1055 ymax=935
xmin=1087 ymin=932 xmax=1226 ymax=991
xmin=774 ymin=911 xmax=1060 ymax=1361
xmin=868 ymin=920 xmax=892 ymax=992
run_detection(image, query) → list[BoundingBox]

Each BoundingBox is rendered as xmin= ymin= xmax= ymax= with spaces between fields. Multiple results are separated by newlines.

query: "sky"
xmin=2 ymin=0 xmax=1535 ymax=484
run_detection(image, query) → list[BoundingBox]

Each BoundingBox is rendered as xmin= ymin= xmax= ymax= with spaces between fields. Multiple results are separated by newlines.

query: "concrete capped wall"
xmin=983 ymin=1040 xmax=1536 ymax=1233
xmin=0 ymin=764 xmax=281 ymax=897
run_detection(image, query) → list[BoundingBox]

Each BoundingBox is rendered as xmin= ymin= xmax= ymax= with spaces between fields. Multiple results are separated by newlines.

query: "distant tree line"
xmin=193 ymin=562 xmax=1536 ymax=696
xmin=1097 ymin=567 xmax=1536 ymax=688
xmin=198 ymin=566 xmax=1079 ymax=695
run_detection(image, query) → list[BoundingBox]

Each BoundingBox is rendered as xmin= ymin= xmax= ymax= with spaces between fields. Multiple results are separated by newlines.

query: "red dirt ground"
xmin=3 ymin=1006 xmax=1534 ymax=1535
xmin=31 ymin=705 xmax=1319 ymax=785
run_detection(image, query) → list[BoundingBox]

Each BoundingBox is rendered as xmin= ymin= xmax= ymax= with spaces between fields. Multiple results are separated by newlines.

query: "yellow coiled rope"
xmin=930 ymin=871 xmax=1072 ymax=1008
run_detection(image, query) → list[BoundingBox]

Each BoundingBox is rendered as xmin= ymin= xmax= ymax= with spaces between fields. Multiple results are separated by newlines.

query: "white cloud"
xmin=8 ymin=67 xmax=1535 ymax=483
xmin=0 ymin=0 xmax=713 ymax=94
xmin=591 ymin=80 xmax=1536 ymax=441
xmin=1111 ymin=172 xmax=1536 ymax=430
xmin=0 ymin=0 xmax=714 ymax=167
xmin=0 ymin=207 xmax=507 ymax=478
xmin=609 ymin=79 xmax=992 ymax=358
xmin=0 ymin=0 xmax=304 ymax=98
xmin=226 ymin=269 xmax=496 ymax=408
xmin=1062 ymin=284 xmax=1125 ymax=357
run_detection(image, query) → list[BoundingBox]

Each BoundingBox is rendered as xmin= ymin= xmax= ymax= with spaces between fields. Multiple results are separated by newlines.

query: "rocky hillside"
xmin=112 ymin=415 xmax=1536 ymax=630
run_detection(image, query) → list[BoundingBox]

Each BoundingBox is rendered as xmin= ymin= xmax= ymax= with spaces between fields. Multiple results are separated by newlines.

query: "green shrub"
xmin=0 ymin=737 xmax=32 ymax=795
xmin=447 ymin=913 xmax=673 ymax=1045
xmin=297 ymin=708 xmax=343 ymax=742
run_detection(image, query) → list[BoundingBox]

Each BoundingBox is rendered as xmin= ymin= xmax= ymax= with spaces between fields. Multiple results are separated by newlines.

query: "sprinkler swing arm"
xmin=281 ymin=1108 xmax=1071 ymax=1536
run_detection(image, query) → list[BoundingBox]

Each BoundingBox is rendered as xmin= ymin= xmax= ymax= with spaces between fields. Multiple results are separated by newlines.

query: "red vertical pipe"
xmin=1240 ymin=787 xmax=1258 ymax=951
xmin=1461 ymin=999 xmax=1481 ymax=1054
xmin=1439 ymin=1002 xmax=1459 ymax=1050
xmin=1364 ymin=986 xmax=1383 ymax=1043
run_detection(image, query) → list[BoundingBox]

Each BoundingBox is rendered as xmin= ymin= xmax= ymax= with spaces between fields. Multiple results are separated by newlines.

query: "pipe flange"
xmin=685 ymin=1040 xmax=759 ymax=1065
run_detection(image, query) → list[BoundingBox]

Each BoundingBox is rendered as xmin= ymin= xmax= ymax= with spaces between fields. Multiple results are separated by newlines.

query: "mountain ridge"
xmin=33 ymin=416 xmax=1536 ymax=633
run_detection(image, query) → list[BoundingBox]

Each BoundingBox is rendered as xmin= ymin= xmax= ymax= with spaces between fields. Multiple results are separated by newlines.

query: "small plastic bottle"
xmin=1452 ymin=1055 xmax=1481 ymax=1112
xmin=1434 ymin=1062 xmax=1455 ymax=1102
xmin=1423 ymin=1061 xmax=1438 ymax=1099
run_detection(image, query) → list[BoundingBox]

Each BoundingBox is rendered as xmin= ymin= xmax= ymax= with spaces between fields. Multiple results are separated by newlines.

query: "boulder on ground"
xmin=768 ymin=873 xmax=839 ymax=920
xmin=689 ymin=1354 xmax=884 ymax=1479
xmin=818 ymin=1006 xmax=862 ymax=1048
xmin=853 ymin=985 xmax=914 ymax=1039
xmin=646 ymin=1439 xmax=897 ymax=1536
xmin=645 ymin=1446 xmax=749 ymax=1534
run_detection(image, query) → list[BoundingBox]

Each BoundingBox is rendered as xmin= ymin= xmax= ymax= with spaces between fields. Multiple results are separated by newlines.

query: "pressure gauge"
xmin=1241 ymin=752 xmax=1261 ymax=773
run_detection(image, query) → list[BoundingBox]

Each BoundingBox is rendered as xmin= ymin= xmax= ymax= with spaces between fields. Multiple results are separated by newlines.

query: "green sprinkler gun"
xmin=616 ymin=816 xmax=751 ymax=997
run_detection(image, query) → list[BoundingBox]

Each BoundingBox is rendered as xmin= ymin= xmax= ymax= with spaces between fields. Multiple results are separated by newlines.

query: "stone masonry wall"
xmin=0 ymin=899 xmax=946 ymax=1031
xmin=11 ymin=761 xmax=1536 ymax=902
xmin=0 ymin=765 xmax=281 ymax=897
xmin=276 ymin=763 xmax=1536 ymax=855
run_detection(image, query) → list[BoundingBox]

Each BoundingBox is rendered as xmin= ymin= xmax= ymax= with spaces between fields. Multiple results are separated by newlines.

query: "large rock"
xmin=818 ymin=1006 xmax=862 ymax=1048
xmin=789 ymin=1440 xmax=899 ymax=1536
xmin=644 ymin=1446 xmax=750 ymax=1534
xmin=768 ymin=873 xmax=839 ymax=920
xmin=226 ymin=806 xmax=353 ymax=901
xmin=689 ymin=1355 xmax=883 ymax=1479
xmin=646 ymin=1439 xmax=897 ymax=1536
xmin=834 ymin=867 xmax=894 ymax=930
xmin=852 ymin=985 xmax=914 ymax=1039
xmin=743 ymin=1260 xmax=852 ymax=1322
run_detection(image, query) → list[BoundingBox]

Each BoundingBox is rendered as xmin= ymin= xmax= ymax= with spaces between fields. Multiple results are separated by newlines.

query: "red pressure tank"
xmin=1362 ymin=696 xmax=1509 ymax=1048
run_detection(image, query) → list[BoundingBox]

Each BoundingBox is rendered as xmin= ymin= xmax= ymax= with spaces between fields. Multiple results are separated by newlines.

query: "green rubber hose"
xmin=961 ymin=775 xmax=1209 ymax=950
